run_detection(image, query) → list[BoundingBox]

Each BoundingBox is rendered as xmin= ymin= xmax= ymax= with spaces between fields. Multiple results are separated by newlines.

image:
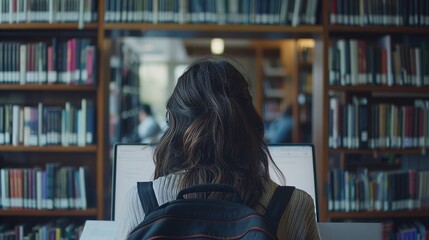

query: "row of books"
xmin=329 ymin=36 xmax=429 ymax=87
xmin=384 ymin=221 xmax=428 ymax=240
xmin=0 ymin=39 xmax=96 ymax=85
xmin=0 ymin=0 xmax=98 ymax=25
xmin=0 ymin=219 xmax=84 ymax=240
xmin=297 ymin=46 xmax=314 ymax=65
xmin=109 ymin=43 xmax=141 ymax=143
xmin=328 ymin=168 xmax=429 ymax=212
xmin=0 ymin=99 xmax=95 ymax=146
xmin=263 ymin=58 xmax=287 ymax=77
xmin=104 ymin=0 xmax=319 ymax=26
xmin=330 ymin=0 xmax=429 ymax=26
xmin=329 ymin=97 xmax=429 ymax=149
xmin=263 ymin=100 xmax=283 ymax=122
xmin=299 ymin=70 xmax=312 ymax=94
xmin=263 ymin=79 xmax=285 ymax=98
xmin=0 ymin=164 xmax=88 ymax=210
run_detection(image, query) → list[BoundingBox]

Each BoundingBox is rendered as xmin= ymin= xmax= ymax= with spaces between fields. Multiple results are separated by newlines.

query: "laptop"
xmin=268 ymin=144 xmax=318 ymax=220
xmin=111 ymin=143 xmax=318 ymax=221
xmin=111 ymin=143 xmax=156 ymax=221
xmin=317 ymin=222 xmax=382 ymax=240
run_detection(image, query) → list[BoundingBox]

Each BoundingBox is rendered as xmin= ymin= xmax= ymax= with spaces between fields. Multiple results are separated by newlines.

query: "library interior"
xmin=1 ymin=0 xmax=429 ymax=239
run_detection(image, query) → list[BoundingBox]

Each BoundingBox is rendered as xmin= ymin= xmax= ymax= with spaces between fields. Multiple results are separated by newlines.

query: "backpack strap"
xmin=265 ymin=186 xmax=295 ymax=231
xmin=137 ymin=182 xmax=159 ymax=214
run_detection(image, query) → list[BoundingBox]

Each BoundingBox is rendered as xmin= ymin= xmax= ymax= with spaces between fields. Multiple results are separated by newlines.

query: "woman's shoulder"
xmin=152 ymin=172 xmax=185 ymax=204
xmin=289 ymin=188 xmax=315 ymax=208
xmin=263 ymin=179 xmax=315 ymax=209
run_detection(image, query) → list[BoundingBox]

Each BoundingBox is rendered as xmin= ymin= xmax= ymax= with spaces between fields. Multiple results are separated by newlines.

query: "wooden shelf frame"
xmin=0 ymin=209 xmax=97 ymax=217
xmin=0 ymin=145 xmax=97 ymax=152
xmin=329 ymin=85 xmax=429 ymax=93
xmin=104 ymin=23 xmax=324 ymax=33
xmin=329 ymin=25 xmax=429 ymax=34
xmin=0 ymin=1 xmax=107 ymax=222
xmin=330 ymin=210 xmax=429 ymax=220
xmin=0 ymin=23 xmax=98 ymax=30
xmin=0 ymin=85 xmax=97 ymax=91
xmin=3 ymin=0 xmax=429 ymax=225
xmin=329 ymin=148 xmax=428 ymax=155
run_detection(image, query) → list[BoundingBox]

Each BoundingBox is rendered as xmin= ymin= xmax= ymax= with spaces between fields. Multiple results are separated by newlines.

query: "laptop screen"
xmin=112 ymin=144 xmax=318 ymax=221
xmin=112 ymin=144 xmax=156 ymax=221
xmin=267 ymin=144 xmax=318 ymax=220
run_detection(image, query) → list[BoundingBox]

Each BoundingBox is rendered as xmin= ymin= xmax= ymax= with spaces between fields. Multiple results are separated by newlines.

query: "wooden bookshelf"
xmin=329 ymin=85 xmax=429 ymax=93
xmin=318 ymin=11 xmax=429 ymax=236
xmin=330 ymin=210 xmax=429 ymax=220
xmin=0 ymin=85 xmax=97 ymax=91
xmin=329 ymin=25 xmax=429 ymax=34
xmin=0 ymin=23 xmax=98 ymax=30
xmin=0 ymin=209 xmax=97 ymax=217
xmin=102 ymin=1 xmax=429 ymax=235
xmin=329 ymin=148 xmax=428 ymax=155
xmin=0 ymin=0 xmax=106 ymax=230
xmin=2 ymin=1 xmax=428 ymax=237
xmin=104 ymin=23 xmax=324 ymax=34
xmin=0 ymin=145 xmax=97 ymax=152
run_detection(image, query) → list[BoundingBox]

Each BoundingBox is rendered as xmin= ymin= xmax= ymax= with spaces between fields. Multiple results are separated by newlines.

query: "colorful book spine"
xmin=0 ymin=164 xmax=89 ymax=210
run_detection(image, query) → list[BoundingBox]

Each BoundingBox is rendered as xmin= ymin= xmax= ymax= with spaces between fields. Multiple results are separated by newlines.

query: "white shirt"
xmin=137 ymin=116 xmax=160 ymax=143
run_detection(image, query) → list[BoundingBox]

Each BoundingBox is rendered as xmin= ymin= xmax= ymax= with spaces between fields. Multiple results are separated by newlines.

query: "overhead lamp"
xmin=211 ymin=38 xmax=224 ymax=55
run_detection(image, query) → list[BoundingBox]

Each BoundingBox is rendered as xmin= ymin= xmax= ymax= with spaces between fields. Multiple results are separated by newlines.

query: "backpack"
xmin=127 ymin=182 xmax=295 ymax=240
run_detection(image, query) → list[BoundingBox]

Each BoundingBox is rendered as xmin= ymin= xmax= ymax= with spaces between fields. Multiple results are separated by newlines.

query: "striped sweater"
xmin=115 ymin=172 xmax=320 ymax=240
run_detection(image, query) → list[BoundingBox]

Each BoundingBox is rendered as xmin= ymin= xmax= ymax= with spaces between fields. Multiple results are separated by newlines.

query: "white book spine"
xmin=62 ymin=108 xmax=68 ymax=146
xmin=23 ymin=107 xmax=30 ymax=146
xmin=0 ymin=0 xmax=2 ymax=23
xmin=1 ymin=169 xmax=9 ymax=208
xmin=74 ymin=171 xmax=81 ymax=209
xmin=81 ymin=99 xmax=87 ymax=146
xmin=19 ymin=45 xmax=26 ymax=85
xmin=78 ymin=0 xmax=84 ymax=29
xmin=9 ymin=0 xmax=13 ymax=23
xmin=79 ymin=167 xmax=87 ymax=209
xmin=12 ymin=105 xmax=20 ymax=146
xmin=36 ymin=170 xmax=42 ymax=209
xmin=345 ymin=172 xmax=350 ymax=212
xmin=77 ymin=110 xmax=84 ymax=146
xmin=48 ymin=0 xmax=53 ymax=23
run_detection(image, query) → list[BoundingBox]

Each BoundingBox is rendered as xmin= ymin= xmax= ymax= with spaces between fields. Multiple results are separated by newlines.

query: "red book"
xmin=358 ymin=40 xmax=366 ymax=84
xmin=408 ymin=170 xmax=416 ymax=209
xmin=71 ymin=39 xmax=77 ymax=84
xmin=10 ymin=169 xmax=15 ymax=208
xmin=86 ymin=46 xmax=94 ymax=85
xmin=331 ymin=0 xmax=337 ymax=24
xmin=17 ymin=169 xmax=22 ymax=208
xmin=26 ymin=43 xmax=32 ymax=83
xmin=66 ymin=39 xmax=72 ymax=84
xmin=47 ymin=46 xmax=54 ymax=84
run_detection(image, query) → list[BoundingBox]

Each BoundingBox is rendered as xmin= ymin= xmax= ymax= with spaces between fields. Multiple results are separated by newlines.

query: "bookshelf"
xmin=2 ymin=0 xmax=429 ymax=238
xmin=103 ymin=1 xmax=429 ymax=238
xmin=0 ymin=0 xmax=107 ymax=238
xmin=312 ymin=0 xmax=429 ymax=237
xmin=296 ymin=39 xmax=314 ymax=143
xmin=104 ymin=2 xmax=429 ymax=234
xmin=254 ymin=40 xmax=312 ymax=143
xmin=108 ymin=39 xmax=141 ymax=144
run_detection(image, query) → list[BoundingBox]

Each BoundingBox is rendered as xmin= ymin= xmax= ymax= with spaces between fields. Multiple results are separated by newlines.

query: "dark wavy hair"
xmin=154 ymin=56 xmax=281 ymax=208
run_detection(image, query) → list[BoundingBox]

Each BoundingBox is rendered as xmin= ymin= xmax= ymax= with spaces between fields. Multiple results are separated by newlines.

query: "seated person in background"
xmin=265 ymin=107 xmax=294 ymax=144
xmin=136 ymin=104 xmax=161 ymax=143
xmin=116 ymin=56 xmax=319 ymax=240
xmin=121 ymin=104 xmax=161 ymax=143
